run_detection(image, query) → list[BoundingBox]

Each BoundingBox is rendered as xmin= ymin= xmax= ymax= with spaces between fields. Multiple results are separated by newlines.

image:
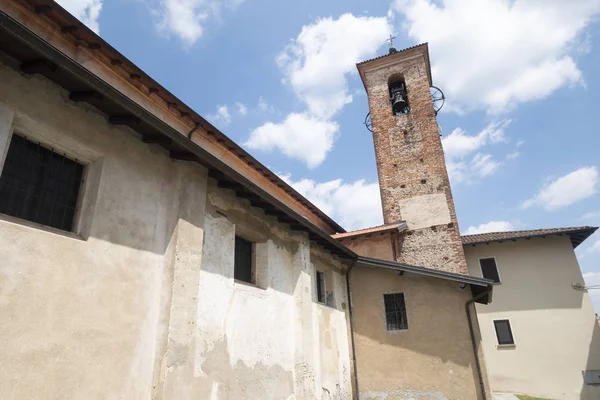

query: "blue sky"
xmin=58 ymin=0 xmax=600 ymax=311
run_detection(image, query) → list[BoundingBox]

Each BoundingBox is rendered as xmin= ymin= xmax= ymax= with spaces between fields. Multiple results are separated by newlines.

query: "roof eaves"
xmin=10 ymin=0 xmax=345 ymax=234
xmin=356 ymin=256 xmax=493 ymax=304
xmin=356 ymin=256 xmax=493 ymax=287
xmin=332 ymin=221 xmax=407 ymax=240
xmin=461 ymin=226 xmax=598 ymax=249
xmin=0 ymin=7 xmax=355 ymax=258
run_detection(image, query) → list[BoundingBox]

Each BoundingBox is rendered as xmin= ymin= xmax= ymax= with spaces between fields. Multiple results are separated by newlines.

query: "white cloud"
xmin=246 ymin=113 xmax=338 ymax=168
xmin=392 ymin=0 xmax=600 ymax=113
xmin=470 ymin=153 xmax=501 ymax=177
xmin=521 ymin=167 xmax=598 ymax=211
xmin=155 ymin=0 xmax=244 ymax=46
xmin=257 ymin=97 xmax=272 ymax=113
xmin=442 ymin=119 xmax=510 ymax=183
xmin=207 ymin=105 xmax=231 ymax=127
xmin=581 ymin=210 xmax=600 ymax=220
xmin=236 ymin=102 xmax=248 ymax=116
xmin=277 ymin=14 xmax=391 ymax=119
xmin=464 ymin=220 xmax=515 ymax=235
xmin=586 ymin=240 xmax=600 ymax=254
xmin=56 ymin=0 xmax=102 ymax=33
xmin=248 ymin=14 xmax=391 ymax=167
xmin=281 ymin=175 xmax=383 ymax=230
xmin=442 ymin=120 xmax=509 ymax=159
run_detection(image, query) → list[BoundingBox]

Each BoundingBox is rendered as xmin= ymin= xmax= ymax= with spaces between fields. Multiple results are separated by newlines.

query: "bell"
xmin=389 ymin=81 xmax=409 ymax=114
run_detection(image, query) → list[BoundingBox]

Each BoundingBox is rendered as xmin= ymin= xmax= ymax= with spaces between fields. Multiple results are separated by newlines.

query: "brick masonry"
xmin=359 ymin=47 xmax=468 ymax=275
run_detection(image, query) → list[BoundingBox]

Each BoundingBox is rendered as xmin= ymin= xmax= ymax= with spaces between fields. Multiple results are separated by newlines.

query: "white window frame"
xmin=493 ymin=318 xmax=516 ymax=348
xmin=478 ymin=256 xmax=502 ymax=284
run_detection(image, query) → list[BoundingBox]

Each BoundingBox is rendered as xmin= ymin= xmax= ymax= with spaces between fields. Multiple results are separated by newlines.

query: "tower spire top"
xmin=386 ymin=34 xmax=397 ymax=54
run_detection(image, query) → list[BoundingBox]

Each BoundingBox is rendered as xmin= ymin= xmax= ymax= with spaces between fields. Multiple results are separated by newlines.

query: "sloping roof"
xmin=356 ymin=256 xmax=494 ymax=304
xmin=332 ymin=222 xmax=407 ymax=240
xmin=1 ymin=0 xmax=344 ymax=235
xmin=0 ymin=0 xmax=353 ymax=258
xmin=461 ymin=226 xmax=598 ymax=249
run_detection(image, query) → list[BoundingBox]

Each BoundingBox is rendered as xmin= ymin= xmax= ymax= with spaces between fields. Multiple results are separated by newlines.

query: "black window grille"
xmin=494 ymin=319 xmax=515 ymax=345
xmin=480 ymin=258 xmax=500 ymax=283
xmin=0 ymin=134 xmax=84 ymax=232
xmin=316 ymin=271 xmax=325 ymax=303
xmin=234 ymin=235 xmax=253 ymax=283
xmin=384 ymin=293 xmax=408 ymax=331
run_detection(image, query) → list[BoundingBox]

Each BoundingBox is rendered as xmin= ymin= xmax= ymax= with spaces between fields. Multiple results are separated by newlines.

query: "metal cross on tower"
xmin=386 ymin=34 xmax=397 ymax=49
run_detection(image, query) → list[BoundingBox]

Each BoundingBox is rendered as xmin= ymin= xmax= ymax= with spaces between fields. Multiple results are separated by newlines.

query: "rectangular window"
xmin=0 ymin=134 xmax=84 ymax=232
xmin=480 ymin=257 xmax=501 ymax=283
xmin=234 ymin=235 xmax=254 ymax=284
xmin=316 ymin=271 xmax=325 ymax=303
xmin=494 ymin=319 xmax=515 ymax=345
xmin=384 ymin=293 xmax=408 ymax=331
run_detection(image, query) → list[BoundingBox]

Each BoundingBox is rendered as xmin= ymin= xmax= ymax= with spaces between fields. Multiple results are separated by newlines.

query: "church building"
xmin=4 ymin=1 xmax=595 ymax=400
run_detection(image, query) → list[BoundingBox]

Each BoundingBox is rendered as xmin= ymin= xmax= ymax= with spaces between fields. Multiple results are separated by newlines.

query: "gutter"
xmin=465 ymin=286 xmax=493 ymax=400
xmin=345 ymin=260 xmax=360 ymax=399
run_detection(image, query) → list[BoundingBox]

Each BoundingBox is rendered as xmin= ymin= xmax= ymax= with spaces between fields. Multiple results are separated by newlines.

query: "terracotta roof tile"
xmin=332 ymin=222 xmax=407 ymax=240
xmin=461 ymin=226 xmax=598 ymax=249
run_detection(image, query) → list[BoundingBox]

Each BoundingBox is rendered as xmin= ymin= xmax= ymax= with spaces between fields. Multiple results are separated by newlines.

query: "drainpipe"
xmin=345 ymin=260 xmax=360 ymax=399
xmin=465 ymin=286 xmax=492 ymax=400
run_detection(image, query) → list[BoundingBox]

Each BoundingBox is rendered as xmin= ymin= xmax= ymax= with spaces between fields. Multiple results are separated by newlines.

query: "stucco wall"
xmin=351 ymin=265 xmax=486 ymax=400
xmin=160 ymin=182 xmax=352 ymax=399
xmin=0 ymin=57 xmax=351 ymax=399
xmin=465 ymin=236 xmax=600 ymax=400
xmin=0 ymin=59 xmax=202 ymax=399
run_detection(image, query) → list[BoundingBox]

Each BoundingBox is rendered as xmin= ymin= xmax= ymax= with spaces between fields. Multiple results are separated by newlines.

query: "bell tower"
xmin=357 ymin=43 xmax=467 ymax=275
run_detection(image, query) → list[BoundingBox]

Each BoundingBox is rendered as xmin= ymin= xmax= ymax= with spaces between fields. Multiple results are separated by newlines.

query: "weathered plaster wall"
xmin=157 ymin=181 xmax=352 ymax=399
xmin=0 ymin=59 xmax=205 ymax=400
xmin=0 ymin=58 xmax=352 ymax=399
xmin=465 ymin=237 xmax=600 ymax=400
xmin=351 ymin=265 xmax=487 ymax=400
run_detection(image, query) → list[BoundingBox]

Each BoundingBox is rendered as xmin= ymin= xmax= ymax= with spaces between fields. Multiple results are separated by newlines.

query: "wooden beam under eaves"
xmin=109 ymin=115 xmax=140 ymax=126
xmin=69 ymin=91 xmax=103 ymax=103
xmin=142 ymin=135 xmax=172 ymax=146
xmin=21 ymin=60 xmax=57 ymax=74
xmin=170 ymin=151 xmax=196 ymax=161
xmin=217 ymin=181 xmax=243 ymax=191
xmin=265 ymin=209 xmax=286 ymax=217
xmin=250 ymin=200 xmax=270 ymax=209
xmin=278 ymin=216 xmax=296 ymax=224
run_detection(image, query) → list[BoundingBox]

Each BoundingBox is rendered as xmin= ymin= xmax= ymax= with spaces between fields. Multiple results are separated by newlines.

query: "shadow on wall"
xmin=580 ymin=318 xmax=600 ymax=400
xmin=351 ymin=267 xmax=483 ymax=398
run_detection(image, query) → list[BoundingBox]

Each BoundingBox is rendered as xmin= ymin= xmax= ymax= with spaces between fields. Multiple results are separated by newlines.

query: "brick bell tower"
xmin=357 ymin=43 xmax=468 ymax=275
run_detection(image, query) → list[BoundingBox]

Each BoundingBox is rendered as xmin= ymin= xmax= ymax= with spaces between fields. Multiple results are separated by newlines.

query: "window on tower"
xmin=389 ymin=78 xmax=410 ymax=115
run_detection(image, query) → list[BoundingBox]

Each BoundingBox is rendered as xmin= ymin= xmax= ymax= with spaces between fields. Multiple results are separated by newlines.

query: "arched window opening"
xmin=388 ymin=76 xmax=410 ymax=115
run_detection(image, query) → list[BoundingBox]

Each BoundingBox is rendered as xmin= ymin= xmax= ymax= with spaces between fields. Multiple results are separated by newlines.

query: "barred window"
xmin=316 ymin=271 xmax=325 ymax=303
xmin=234 ymin=235 xmax=254 ymax=284
xmin=0 ymin=134 xmax=84 ymax=232
xmin=384 ymin=293 xmax=408 ymax=331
